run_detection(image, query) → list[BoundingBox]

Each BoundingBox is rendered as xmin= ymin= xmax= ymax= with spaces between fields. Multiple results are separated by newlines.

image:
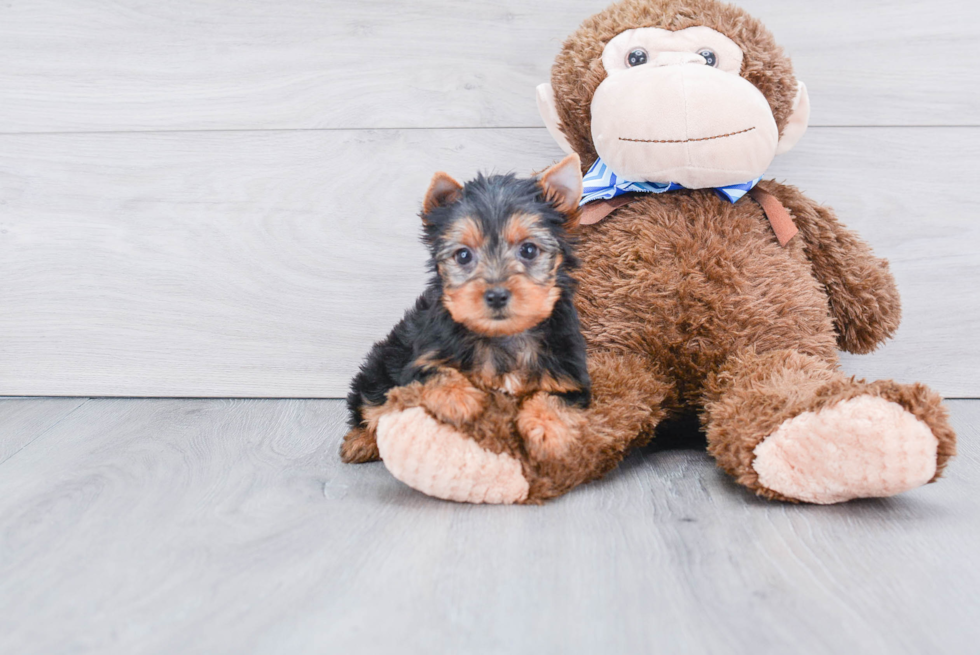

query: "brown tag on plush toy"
xmin=748 ymin=188 xmax=798 ymax=246
xmin=579 ymin=195 xmax=638 ymax=225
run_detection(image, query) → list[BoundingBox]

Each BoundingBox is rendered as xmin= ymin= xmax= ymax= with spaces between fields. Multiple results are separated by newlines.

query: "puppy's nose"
xmin=484 ymin=287 xmax=511 ymax=310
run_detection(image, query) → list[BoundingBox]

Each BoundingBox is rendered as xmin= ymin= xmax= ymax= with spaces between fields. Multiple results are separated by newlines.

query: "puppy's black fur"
xmin=346 ymin=171 xmax=590 ymax=433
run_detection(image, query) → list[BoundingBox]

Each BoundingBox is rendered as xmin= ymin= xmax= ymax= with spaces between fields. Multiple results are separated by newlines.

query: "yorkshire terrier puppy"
xmin=340 ymin=154 xmax=590 ymax=464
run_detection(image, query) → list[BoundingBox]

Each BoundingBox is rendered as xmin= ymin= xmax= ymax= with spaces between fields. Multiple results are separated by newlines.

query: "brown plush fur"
xmin=565 ymin=181 xmax=954 ymax=498
xmin=367 ymin=0 xmax=955 ymax=502
xmin=771 ymin=181 xmax=903 ymax=353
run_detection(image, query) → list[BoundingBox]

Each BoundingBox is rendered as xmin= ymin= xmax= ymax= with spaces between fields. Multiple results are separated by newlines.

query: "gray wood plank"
xmin=0 ymin=398 xmax=87 ymax=464
xmin=0 ymin=0 xmax=976 ymax=133
xmin=0 ymin=397 xmax=977 ymax=654
xmin=1 ymin=127 xmax=976 ymax=397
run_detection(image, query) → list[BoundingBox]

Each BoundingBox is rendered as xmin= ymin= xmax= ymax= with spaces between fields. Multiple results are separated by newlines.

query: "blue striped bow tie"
xmin=580 ymin=157 xmax=762 ymax=206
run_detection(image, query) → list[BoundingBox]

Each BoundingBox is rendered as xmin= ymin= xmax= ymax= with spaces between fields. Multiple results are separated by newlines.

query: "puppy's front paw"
xmin=517 ymin=392 xmax=584 ymax=460
xmin=419 ymin=369 xmax=487 ymax=427
xmin=340 ymin=427 xmax=380 ymax=463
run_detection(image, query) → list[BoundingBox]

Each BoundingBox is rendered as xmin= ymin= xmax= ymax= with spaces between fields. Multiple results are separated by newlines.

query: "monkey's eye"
xmin=518 ymin=242 xmax=539 ymax=261
xmin=697 ymin=49 xmax=718 ymax=67
xmin=454 ymin=248 xmax=474 ymax=266
xmin=626 ymin=48 xmax=648 ymax=67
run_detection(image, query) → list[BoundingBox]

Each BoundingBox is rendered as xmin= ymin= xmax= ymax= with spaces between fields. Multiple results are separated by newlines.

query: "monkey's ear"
xmin=536 ymin=83 xmax=576 ymax=156
xmin=422 ymin=172 xmax=463 ymax=217
xmin=539 ymin=153 xmax=583 ymax=220
xmin=775 ymin=81 xmax=810 ymax=155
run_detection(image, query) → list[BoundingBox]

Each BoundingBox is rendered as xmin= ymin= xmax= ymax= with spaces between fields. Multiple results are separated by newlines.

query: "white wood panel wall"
xmin=0 ymin=0 xmax=978 ymax=398
xmin=1 ymin=0 xmax=977 ymax=131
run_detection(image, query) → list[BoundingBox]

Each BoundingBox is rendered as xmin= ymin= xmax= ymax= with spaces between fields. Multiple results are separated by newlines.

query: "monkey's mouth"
xmin=619 ymin=126 xmax=756 ymax=144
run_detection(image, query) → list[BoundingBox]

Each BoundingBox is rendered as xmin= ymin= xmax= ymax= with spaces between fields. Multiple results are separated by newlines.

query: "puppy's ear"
xmin=539 ymin=153 xmax=583 ymax=227
xmin=422 ymin=172 xmax=463 ymax=219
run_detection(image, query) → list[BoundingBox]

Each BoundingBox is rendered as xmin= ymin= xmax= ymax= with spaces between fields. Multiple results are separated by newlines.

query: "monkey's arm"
xmin=760 ymin=180 xmax=902 ymax=354
xmin=371 ymin=347 xmax=669 ymax=503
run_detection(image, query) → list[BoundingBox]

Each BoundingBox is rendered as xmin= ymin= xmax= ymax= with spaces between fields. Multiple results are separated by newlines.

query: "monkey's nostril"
xmin=484 ymin=288 xmax=511 ymax=310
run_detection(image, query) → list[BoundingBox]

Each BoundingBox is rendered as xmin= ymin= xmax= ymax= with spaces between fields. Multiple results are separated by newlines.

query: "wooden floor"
xmin=1 ymin=397 xmax=977 ymax=654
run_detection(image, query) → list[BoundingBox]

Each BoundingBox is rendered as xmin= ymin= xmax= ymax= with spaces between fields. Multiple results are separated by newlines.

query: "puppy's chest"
xmin=467 ymin=334 xmax=546 ymax=396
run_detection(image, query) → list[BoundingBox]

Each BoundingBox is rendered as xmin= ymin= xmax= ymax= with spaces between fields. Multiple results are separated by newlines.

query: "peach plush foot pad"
xmin=376 ymin=408 xmax=529 ymax=504
xmin=753 ymin=395 xmax=938 ymax=504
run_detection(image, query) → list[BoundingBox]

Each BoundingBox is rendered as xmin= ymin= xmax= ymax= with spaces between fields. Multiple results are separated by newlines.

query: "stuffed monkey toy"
xmin=345 ymin=0 xmax=956 ymax=504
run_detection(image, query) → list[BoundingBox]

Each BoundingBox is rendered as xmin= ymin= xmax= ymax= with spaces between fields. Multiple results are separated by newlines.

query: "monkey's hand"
xmin=761 ymin=181 xmax=902 ymax=354
xmin=374 ymin=386 xmax=530 ymax=504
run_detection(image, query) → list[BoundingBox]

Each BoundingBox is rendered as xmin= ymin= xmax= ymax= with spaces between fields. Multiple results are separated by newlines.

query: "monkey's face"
xmin=592 ymin=26 xmax=781 ymax=188
xmin=538 ymin=3 xmax=811 ymax=190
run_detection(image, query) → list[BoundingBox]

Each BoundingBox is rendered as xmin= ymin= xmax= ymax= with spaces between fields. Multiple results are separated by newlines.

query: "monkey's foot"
xmin=752 ymin=395 xmax=939 ymax=504
xmin=376 ymin=408 xmax=529 ymax=504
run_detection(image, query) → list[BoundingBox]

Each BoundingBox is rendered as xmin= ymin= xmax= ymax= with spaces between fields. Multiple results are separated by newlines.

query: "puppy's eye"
xmin=518 ymin=242 xmax=539 ymax=261
xmin=626 ymin=48 xmax=648 ymax=67
xmin=453 ymin=248 xmax=474 ymax=266
xmin=697 ymin=49 xmax=717 ymax=67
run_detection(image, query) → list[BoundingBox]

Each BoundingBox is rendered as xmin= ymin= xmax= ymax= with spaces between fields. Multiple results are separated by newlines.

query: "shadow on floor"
xmin=643 ymin=411 xmax=709 ymax=453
